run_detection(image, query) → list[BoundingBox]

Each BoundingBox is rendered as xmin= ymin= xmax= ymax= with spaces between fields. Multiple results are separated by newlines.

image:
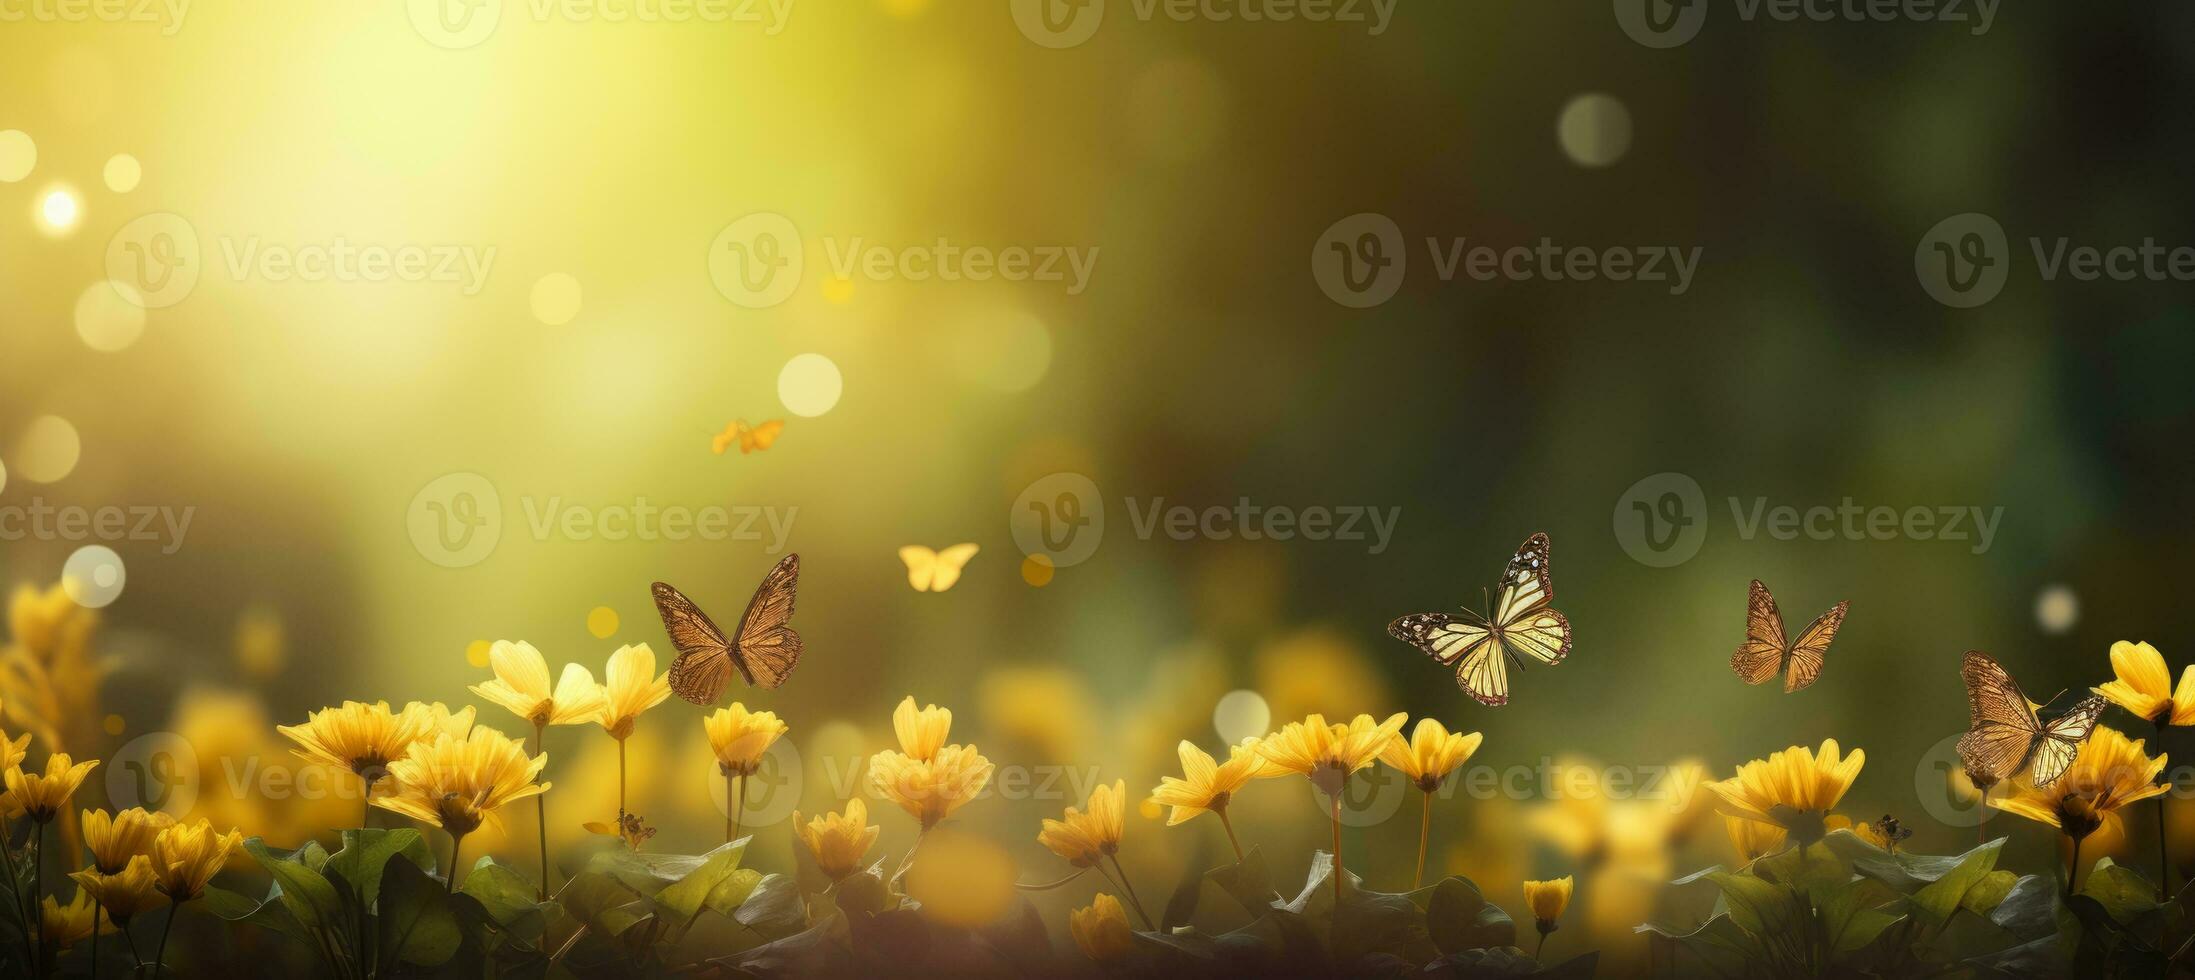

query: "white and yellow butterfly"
xmin=1387 ymin=533 xmax=1572 ymax=707
xmin=899 ymin=544 xmax=979 ymax=593
xmin=1956 ymin=650 xmax=2105 ymax=789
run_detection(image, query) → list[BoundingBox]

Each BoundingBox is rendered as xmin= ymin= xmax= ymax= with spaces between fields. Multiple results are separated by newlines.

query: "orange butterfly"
xmin=653 ymin=553 xmax=803 ymax=705
xmin=1730 ymin=580 xmax=1847 ymax=693
xmin=712 ymin=419 xmax=784 ymax=455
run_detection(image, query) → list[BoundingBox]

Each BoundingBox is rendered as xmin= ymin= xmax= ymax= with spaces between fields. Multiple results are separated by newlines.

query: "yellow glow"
xmin=466 ymin=640 xmax=493 ymax=669
xmin=1020 ymin=553 xmax=1054 ymax=587
xmin=0 ymin=130 xmax=32 ymax=182
xmin=587 ymin=606 xmax=620 ymax=639
xmin=104 ymin=153 xmax=142 ymax=193
xmin=778 ymin=353 xmax=843 ymax=417
xmin=532 ymin=273 xmax=583 ymax=326
xmin=36 ymin=185 xmax=81 ymax=235
xmin=74 ymin=280 xmax=148 ymax=352
xmin=14 ymin=415 xmax=83 ymax=483
xmin=1559 ymin=93 xmax=1633 ymax=168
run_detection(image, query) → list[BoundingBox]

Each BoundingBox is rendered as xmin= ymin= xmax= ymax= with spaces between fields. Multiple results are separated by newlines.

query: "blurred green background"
xmin=6 ymin=0 xmax=2195 ymax=962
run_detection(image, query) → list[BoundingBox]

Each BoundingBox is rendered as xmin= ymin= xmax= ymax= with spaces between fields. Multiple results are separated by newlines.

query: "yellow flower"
xmin=1039 ymin=779 xmax=1126 ymax=867
xmin=1824 ymin=813 xmax=1890 ymax=848
xmin=470 ymin=640 xmax=607 ymax=728
xmin=4 ymin=752 xmax=98 ymax=822
xmin=794 ymin=798 xmax=879 ymax=880
xmin=705 ymin=703 xmax=788 ymax=777
xmin=373 ymin=726 xmax=550 ymax=836
xmin=1150 ymin=737 xmax=1272 ymax=826
xmin=1524 ymin=876 xmax=1574 ymax=931
xmin=83 ymin=807 xmax=174 ymax=874
xmin=277 ymin=700 xmax=431 ymax=788
xmin=152 ymin=818 xmax=244 ymax=902
xmin=1 ymin=583 xmax=106 ymax=754
xmin=1380 ymin=718 xmax=1483 ymax=793
xmin=892 ymin=696 xmax=953 ymax=761
xmin=1707 ymin=739 xmax=1865 ymax=825
xmin=1257 ymin=712 xmax=1408 ymax=795
xmin=1724 ymin=813 xmax=1786 ymax=864
xmin=0 ymin=705 xmax=29 ymax=774
xmin=70 ymin=854 xmax=168 ymax=924
xmin=595 ymin=644 xmax=671 ymax=740
xmin=1069 ymin=893 xmax=1133 ymax=963
xmin=2092 ymin=641 xmax=2195 ymax=726
xmin=40 ymin=887 xmax=108 ymax=949
xmin=408 ymin=700 xmax=478 ymax=742
xmin=1991 ymin=726 xmax=2167 ymax=841
xmin=869 ymin=743 xmax=993 ymax=830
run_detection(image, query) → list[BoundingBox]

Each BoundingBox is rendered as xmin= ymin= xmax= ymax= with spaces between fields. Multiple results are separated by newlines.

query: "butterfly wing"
xmin=743 ymin=419 xmax=784 ymax=454
xmin=930 ymin=543 xmax=979 ymax=592
xmin=731 ymin=552 xmax=802 ymax=689
xmin=1503 ymin=610 xmax=1572 ymax=666
xmin=1454 ymin=637 xmax=1512 ymax=707
xmin=1780 ymin=600 xmax=1848 ymax=694
xmin=2030 ymin=694 xmax=2108 ymax=787
xmin=1731 ymin=580 xmax=1788 ymax=686
xmin=1491 ymin=533 xmax=1555 ymax=625
xmin=1389 ymin=613 xmax=1490 ymax=665
xmin=1957 ymin=651 xmax=2042 ymax=783
xmin=899 ymin=546 xmax=939 ymax=591
xmin=655 ymin=582 xmax=735 ymax=705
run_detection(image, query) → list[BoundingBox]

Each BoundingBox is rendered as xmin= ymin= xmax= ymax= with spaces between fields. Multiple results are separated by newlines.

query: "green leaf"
xmin=1817 ymin=877 xmax=1902 ymax=955
xmin=1205 ymin=845 xmax=1275 ymax=916
xmin=652 ymin=839 xmax=749 ymax=928
xmin=1421 ymin=877 xmax=1515 ymax=954
xmin=1962 ymin=869 xmax=2018 ymax=915
xmin=587 ymin=847 xmax=715 ymax=896
xmin=1989 ymin=875 xmax=2059 ymax=940
xmin=1827 ymin=832 xmax=2006 ymax=895
xmin=459 ymin=858 xmax=553 ymax=942
xmin=202 ymin=884 xmax=310 ymax=943
xmin=378 ymin=853 xmax=462 ymax=967
xmin=1706 ymin=871 xmax=1803 ymax=939
xmin=1907 ymin=838 xmax=2003 ymax=925
xmin=1637 ymin=866 xmax=1728 ymax=939
xmin=733 ymin=873 xmax=809 ymax=939
xmin=1754 ymin=839 xmax=1853 ymax=900
xmin=324 ymin=827 xmax=433 ymax=909
xmin=244 ymin=839 xmax=348 ymax=938
xmin=2079 ymin=858 xmax=2160 ymax=925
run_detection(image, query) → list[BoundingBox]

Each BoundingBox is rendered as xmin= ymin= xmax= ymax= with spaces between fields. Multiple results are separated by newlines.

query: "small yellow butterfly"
xmin=712 ymin=419 xmax=784 ymax=455
xmin=899 ymin=544 xmax=979 ymax=593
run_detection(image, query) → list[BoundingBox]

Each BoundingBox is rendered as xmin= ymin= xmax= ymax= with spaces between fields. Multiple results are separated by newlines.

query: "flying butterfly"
xmin=1730 ymin=580 xmax=1848 ymax=693
xmin=712 ymin=419 xmax=784 ymax=456
xmin=1956 ymin=650 xmax=2105 ymax=789
xmin=899 ymin=543 xmax=979 ymax=593
xmin=652 ymin=553 xmax=803 ymax=705
xmin=1387 ymin=533 xmax=1572 ymax=707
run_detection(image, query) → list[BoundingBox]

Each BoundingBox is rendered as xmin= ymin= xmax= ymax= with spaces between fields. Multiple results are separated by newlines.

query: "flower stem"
xmin=535 ymin=721 xmax=551 ymax=901
xmin=1107 ymin=854 xmax=1155 ymax=931
xmin=2067 ymin=835 xmax=2083 ymax=898
xmin=33 ymin=820 xmax=45 ymax=977
xmin=1414 ymin=791 xmax=1432 ymax=890
xmin=1534 ymin=931 xmax=1547 ymax=960
xmin=153 ymin=903 xmax=178 ymax=978
xmin=1330 ymin=790 xmax=1344 ymax=907
xmin=617 ymin=738 xmax=628 ymax=825
xmin=447 ymin=832 xmax=468 ymax=894
xmin=728 ymin=774 xmax=746 ymax=844
xmin=361 ymin=772 xmax=379 ymax=829
xmin=91 ymin=900 xmax=99 ymax=980
xmin=1215 ymin=807 xmax=1246 ymax=864
xmin=2160 ymin=796 xmax=2173 ymax=902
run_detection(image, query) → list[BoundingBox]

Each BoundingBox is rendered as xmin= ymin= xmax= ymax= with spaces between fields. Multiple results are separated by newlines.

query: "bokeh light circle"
xmin=1212 ymin=689 xmax=1271 ymax=745
xmin=904 ymin=829 xmax=1016 ymax=926
xmin=1557 ymin=93 xmax=1633 ymax=168
xmin=777 ymin=353 xmax=843 ymax=417
xmin=531 ymin=273 xmax=583 ymax=326
xmin=75 ymin=280 xmax=147 ymax=352
xmin=466 ymin=640 xmax=493 ymax=669
xmin=104 ymin=154 xmax=141 ymax=193
xmin=14 ymin=416 xmax=82 ymax=483
xmin=63 ymin=545 xmax=126 ymax=608
xmin=1019 ymin=553 xmax=1055 ymax=587
xmin=587 ymin=606 xmax=620 ymax=639
xmin=0 ymin=131 xmax=33 ymax=182
xmin=2035 ymin=585 xmax=2079 ymax=635
xmin=36 ymin=185 xmax=81 ymax=236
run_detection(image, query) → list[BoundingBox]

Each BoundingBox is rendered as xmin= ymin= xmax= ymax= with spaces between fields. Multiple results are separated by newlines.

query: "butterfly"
xmin=1730 ymin=580 xmax=1848 ymax=693
xmin=1955 ymin=650 xmax=2106 ymax=789
xmin=1387 ymin=533 xmax=1572 ymax=707
xmin=653 ymin=553 xmax=803 ymax=705
xmin=899 ymin=544 xmax=979 ymax=593
xmin=712 ymin=419 xmax=784 ymax=455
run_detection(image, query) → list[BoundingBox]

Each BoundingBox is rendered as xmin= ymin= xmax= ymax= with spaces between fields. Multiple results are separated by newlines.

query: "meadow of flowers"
xmin=2 ymin=579 xmax=2192 ymax=977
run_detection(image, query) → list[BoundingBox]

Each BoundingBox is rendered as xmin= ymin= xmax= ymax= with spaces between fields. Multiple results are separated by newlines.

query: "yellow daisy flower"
xmin=372 ymin=726 xmax=549 ymax=837
xmin=1724 ymin=813 xmax=1786 ymax=864
xmin=1382 ymin=718 xmax=1482 ymax=793
xmin=276 ymin=700 xmax=427 ymax=792
xmin=2092 ymin=641 xmax=2195 ymax=726
xmin=1039 ymin=779 xmax=1127 ymax=868
xmin=794 ymin=798 xmax=880 ymax=880
xmin=1524 ymin=875 xmax=1574 ymax=954
xmin=1990 ymin=726 xmax=2167 ymax=842
xmin=470 ymin=640 xmax=607 ymax=728
xmin=83 ymin=807 xmax=174 ymax=875
xmin=40 ymin=887 xmax=108 ymax=950
xmin=1706 ymin=739 xmax=1865 ymax=826
xmin=70 ymin=854 xmax=169 ymax=925
xmin=1256 ymin=712 xmax=1408 ymax=795
xmin=869 ymin=743 xmax=993 ymax=830
xmin=4 ymin=753 xmax=99 ymax=823
xmin=595 ymin=644 xmax=671 ymax=740
xmin=1069 ymin=893 xmax=1133 ymax=964
xmin=152 ymin=818 xmax=244 ymax=902
xmin=705 ymin=703 xmax=788 ymax=778
xmin=1149 ymin=737 xmax=1272 ymax=843
xmin=892 ymin=696 xmax=953 ymax=761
